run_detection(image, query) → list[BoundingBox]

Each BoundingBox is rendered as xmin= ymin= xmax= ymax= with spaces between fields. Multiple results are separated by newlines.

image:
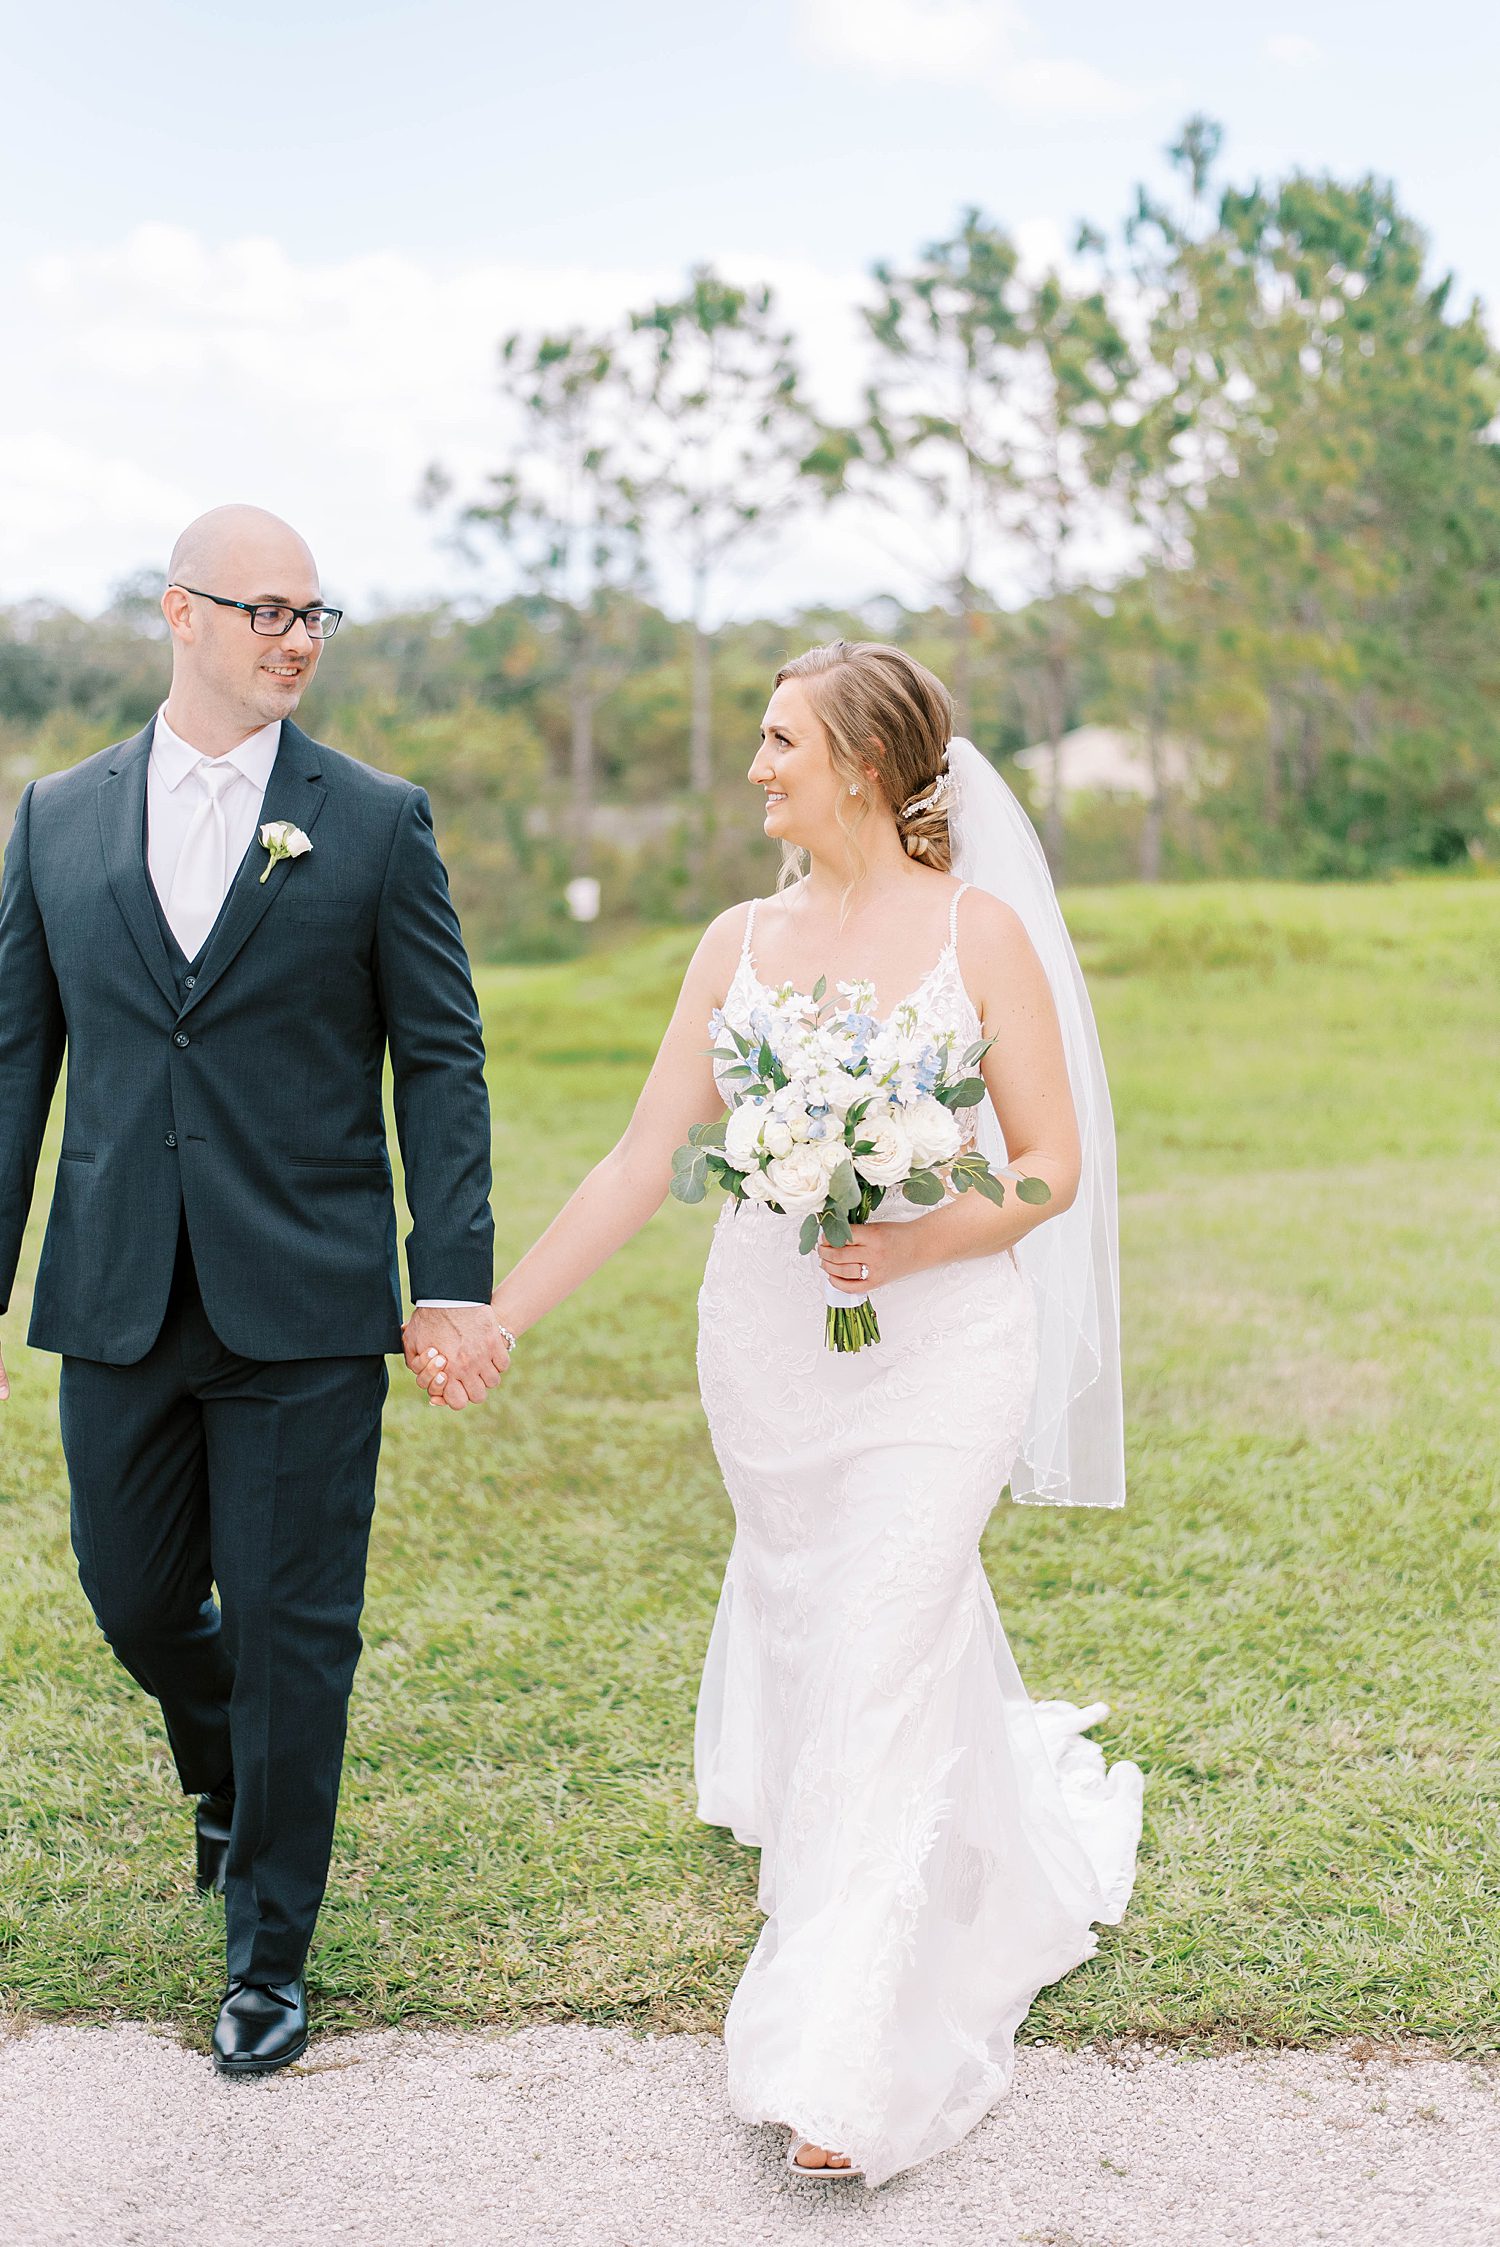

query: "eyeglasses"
xmin=170 ymin=584 xmax=343 ymax=639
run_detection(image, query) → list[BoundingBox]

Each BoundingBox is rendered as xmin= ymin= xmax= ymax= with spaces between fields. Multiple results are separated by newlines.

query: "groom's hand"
xmin=402 ymin=1304 xmax=510 ymax=1411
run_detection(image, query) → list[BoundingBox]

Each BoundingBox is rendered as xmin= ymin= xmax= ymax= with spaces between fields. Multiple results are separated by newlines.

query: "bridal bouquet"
xmin=671 ymin=977 xmax=1049 ymax=1351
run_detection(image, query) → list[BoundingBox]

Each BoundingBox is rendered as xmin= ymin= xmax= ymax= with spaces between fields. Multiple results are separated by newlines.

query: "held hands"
xmin=402 ymin=1304 xmax=511 ymax=1411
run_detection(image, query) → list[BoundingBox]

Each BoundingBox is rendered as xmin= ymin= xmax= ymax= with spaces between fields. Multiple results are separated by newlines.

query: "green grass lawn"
xmin=2 ymin=877 xmax=1498 ymax=2051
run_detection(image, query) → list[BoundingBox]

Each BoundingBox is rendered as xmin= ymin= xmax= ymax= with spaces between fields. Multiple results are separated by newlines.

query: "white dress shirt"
xmin=146 ymin=707 xmax=281 ymax=936
xmin=146 ymin=707 xmax=481 ymax=1316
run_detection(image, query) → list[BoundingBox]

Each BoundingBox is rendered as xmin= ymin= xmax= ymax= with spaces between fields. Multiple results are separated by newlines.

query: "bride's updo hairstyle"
xmin=773 ymin=641 xmax=957 ymax=879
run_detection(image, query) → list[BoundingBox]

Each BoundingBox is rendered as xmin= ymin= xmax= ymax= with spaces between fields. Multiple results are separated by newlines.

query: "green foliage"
xmin=5 ymin=128 xmax=1500 ymax=915
xmin=1 ymin=884 xmax=1496 ymax=2047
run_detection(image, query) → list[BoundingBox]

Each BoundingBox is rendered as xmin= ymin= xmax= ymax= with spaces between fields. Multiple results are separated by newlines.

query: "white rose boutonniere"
xmin=259 ymin=821 xmax=313 ymax=885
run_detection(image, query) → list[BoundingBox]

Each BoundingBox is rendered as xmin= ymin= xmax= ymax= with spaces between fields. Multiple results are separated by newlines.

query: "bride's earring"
xmin=848 ymin=784 xmax=860 ymax=796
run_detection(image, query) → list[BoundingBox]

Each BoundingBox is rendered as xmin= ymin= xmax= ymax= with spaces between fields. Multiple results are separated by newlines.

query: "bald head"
xmin=168 ymin=504 xmax=318 ymax=595
xmin=161 ymin=505 xmax=328 ymax=748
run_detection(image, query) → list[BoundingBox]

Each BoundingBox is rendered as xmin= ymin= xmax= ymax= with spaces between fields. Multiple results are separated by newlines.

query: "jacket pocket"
xmin=58 ymin=1149 xmax=97 ymax=1164
xmin=288 ymin=1154 xmax=388 ymax=1171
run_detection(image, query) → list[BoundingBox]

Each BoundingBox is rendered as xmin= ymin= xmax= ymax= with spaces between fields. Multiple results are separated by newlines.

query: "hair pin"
xmin=900 ymin=770 xmax=953 ymax=821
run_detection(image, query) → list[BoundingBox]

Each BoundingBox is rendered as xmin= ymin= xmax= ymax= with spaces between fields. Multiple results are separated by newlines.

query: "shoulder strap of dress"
xmin=947 ymin=881 xmax=969 ymax=947
xmin=740 ymin=897 xmax=760 ymax=961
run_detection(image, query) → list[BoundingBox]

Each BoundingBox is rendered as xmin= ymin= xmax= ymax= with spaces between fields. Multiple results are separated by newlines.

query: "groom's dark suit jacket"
xmin=0 ymin=716 xmax=494 ymax=1363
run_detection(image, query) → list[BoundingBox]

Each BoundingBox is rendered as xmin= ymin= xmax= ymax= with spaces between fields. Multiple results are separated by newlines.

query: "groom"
xmin=0 ymin=505 xmax=507 ymax=2074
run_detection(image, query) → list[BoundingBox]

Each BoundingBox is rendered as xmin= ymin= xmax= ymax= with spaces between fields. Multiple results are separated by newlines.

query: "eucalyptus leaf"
xmin=798 ymin=1213 xmax=821 ymax=1255
xmin=973 ymin=1171 xmax=1007 ymax=1207
xmin=903 ymin=1169 xmax=945 ymax=1206
xmin=670 ymin=1144 xmax=695 ymax=1172
xmin=812 ymin=974 xmax=827 ymax=1003
xmin=829 ymin=1158 xmax=860 ymax=1215
xmin=823 ymin=1210 xmax=852 ymax=1247
xmin=942 ymin=1076 xmax=987 ymax=1109
xmin=960 ymin=1037 xmax=995 ymax=1069
xmin=1016 ymin=1175 xmax=1053 ymax=1205
xmin=689 ymin=1115 xmax=729 ymax=1148
xmin=670 ymin=1172 xmax=707 ymax=1205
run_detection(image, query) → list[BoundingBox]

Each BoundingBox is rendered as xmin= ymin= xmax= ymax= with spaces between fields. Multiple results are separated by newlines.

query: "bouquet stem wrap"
xmin=822 ymin=1270 xmax=879 ymax=1352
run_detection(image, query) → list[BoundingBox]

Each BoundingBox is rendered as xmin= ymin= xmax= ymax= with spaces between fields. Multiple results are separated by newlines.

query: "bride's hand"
xmin=817 ymin=1222 xmax=918 ymax=1293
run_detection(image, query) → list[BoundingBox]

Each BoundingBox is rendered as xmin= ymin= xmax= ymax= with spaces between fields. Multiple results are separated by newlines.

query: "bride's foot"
xmin=787 ymin=2135 xmax=858 ymax=2178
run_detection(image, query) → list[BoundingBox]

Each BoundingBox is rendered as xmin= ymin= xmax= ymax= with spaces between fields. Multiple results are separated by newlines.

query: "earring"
xmin=848 ymin=783 xmax=860 ymax=796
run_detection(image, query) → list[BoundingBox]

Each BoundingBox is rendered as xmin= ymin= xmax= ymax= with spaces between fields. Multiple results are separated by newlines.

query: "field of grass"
xmin=2 ymin=877 xmax=1497 ymax=2051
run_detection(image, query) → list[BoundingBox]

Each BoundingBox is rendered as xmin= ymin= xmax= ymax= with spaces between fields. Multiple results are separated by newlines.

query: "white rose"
xmin=741 ymin=1166 xmax=775 ymax=1202
xmin=765 ymin=1143 xmax=831 ymax=1217
xmin=816 ymin=1133 xmax=851 ymax=1178
xmin=723 ymin=1102 xmax=767 ymax=1171
xmin=904 ymin=1094 xmax=962 ymax=1170
xmin=853 ymin=1113 xmax=913 ymax=1189
xmin=819 ymin=1067 xmax=866 ymax=1114
xmin=258 ymin=819 xmax=313 ymax=884
xmin=782 ymin=1104 xmax=812 ymax=1142
xmin=763 ymin=1118 xmax=794 ymax=1159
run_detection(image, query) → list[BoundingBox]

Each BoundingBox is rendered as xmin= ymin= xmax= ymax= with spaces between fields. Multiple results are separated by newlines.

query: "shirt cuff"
xmin=413 ymin=1299 xmax=489 ymax=1310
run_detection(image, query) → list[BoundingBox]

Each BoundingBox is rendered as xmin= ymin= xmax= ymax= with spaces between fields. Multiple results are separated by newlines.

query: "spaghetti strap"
xmin=947 ymin=881 xmax=969 ymax=946
xmin=740 ymin=898 xmax=760 ymax=963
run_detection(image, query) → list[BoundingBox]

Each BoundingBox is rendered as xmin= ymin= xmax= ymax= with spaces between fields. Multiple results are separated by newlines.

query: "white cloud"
xmin=799 ymin=0 xmax=1141 ymax=117
xmin=1264 ymin=33 xmax=1322 ymax=68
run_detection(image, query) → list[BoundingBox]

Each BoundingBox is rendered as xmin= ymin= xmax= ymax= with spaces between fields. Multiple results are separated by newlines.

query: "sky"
xmin=6 ymin=0 xmax=1500 ymax=620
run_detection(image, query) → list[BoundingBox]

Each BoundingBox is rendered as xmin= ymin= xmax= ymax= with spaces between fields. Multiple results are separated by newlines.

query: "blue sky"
xmin=7 ymin=0 xmax=1499 ymax=614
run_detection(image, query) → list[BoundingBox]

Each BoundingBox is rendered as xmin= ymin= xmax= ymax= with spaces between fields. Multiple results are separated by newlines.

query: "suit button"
xmin=183 ymin=975 xmax=197 ymax=989
xmin=165 ymin=1132 xmax=178 ymax=1149
xmin=173 ymin=1032 xmax=190 ymax=1048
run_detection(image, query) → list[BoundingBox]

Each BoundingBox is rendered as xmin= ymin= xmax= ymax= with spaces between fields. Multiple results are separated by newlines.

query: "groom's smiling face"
xmin=163 ymin=506 xmax=328 ymax=731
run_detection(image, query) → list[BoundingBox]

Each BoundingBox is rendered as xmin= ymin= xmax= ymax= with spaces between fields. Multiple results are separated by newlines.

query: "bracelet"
xmin=496 ymin=1321 xmax=518 ymax=1353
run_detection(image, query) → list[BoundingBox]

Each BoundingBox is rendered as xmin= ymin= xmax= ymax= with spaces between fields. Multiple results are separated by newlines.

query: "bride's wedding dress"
xmin=694 ymin=888 xmax=1144 ymax=2186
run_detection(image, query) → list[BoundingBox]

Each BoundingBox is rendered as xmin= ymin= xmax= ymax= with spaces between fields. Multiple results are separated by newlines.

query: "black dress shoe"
xmin=212 ymin=1978 xmax=308 ymax=2076
xmin=195 ymin=1781 xmax=234 ymax=1897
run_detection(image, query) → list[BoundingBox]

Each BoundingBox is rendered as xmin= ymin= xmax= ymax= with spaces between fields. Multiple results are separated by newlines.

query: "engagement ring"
xmin=859 ymin=1263 xmax=869 ymax=1281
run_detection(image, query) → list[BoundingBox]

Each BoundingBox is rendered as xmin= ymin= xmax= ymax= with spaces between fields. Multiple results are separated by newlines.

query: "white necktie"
xmin=166 ymin=759 xmax=241 ymax=960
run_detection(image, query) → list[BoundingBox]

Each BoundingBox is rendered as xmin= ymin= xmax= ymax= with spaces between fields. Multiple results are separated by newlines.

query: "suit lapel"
xmin=176 ymin=721 xmax=329 ymax=1020
xmin=96 ymin=721 xmax=181 ymax=1014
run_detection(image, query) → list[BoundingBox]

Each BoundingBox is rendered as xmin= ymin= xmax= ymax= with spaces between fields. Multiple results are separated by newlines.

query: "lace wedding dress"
xmin=694 ymin=887 xmax=1144 ymax=2186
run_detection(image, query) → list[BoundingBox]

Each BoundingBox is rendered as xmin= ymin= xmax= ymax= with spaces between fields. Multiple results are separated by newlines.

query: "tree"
xmin=849 ymin=211 xmax=1025 ymax=735
xmin=1103 ymin=113 xmax=1246 ymax=877
xmin=1002 ymin=262 xmax=1133 ymax=867
xmin=629 ymin=268 xmax=820 ymax=799
xmin=426 ymin=327 xmax=644 ymax=874
xmin=1179 ymin=167 xmax=1500 ymax=869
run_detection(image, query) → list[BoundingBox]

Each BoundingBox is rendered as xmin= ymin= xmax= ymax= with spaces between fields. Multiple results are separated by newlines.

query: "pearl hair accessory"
xmin=899 ymin=768 xmax=954 ymax=821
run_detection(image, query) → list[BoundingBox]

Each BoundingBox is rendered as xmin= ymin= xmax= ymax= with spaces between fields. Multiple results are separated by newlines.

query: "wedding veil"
xmin=947 ymin=736 xmax=1126 ymax=1510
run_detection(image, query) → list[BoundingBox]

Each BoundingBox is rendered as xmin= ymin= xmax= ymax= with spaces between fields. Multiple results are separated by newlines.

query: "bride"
xmin=421 ymin=641 xmax=1144 ymax=2186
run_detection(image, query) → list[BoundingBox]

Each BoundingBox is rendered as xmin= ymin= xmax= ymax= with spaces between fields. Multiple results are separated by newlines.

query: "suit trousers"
xmin=58 ymin=1224 xmax=389 ymax=1983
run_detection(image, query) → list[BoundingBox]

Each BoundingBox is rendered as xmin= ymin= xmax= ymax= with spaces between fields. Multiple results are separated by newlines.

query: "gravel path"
xmin=1 ymin=2020 xmax=1496 ymax=2247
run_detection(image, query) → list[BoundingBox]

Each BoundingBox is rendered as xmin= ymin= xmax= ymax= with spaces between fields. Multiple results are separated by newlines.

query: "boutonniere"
xmin=259 ymin=821 xmax=313 ymax=884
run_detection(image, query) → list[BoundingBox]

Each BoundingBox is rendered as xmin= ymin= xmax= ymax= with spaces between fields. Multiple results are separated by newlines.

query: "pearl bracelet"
xmin=496 ymin=1321 xmax=518 ymax=1354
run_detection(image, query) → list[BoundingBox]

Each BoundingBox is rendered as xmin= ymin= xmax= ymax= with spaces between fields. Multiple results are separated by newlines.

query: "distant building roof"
xmin=1012 ymin=725 xmax=1201 ymax=799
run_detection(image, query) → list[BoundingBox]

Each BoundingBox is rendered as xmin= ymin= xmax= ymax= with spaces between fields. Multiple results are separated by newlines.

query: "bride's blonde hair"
xmin=772 ymin=641 xmax=956 ymax=889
